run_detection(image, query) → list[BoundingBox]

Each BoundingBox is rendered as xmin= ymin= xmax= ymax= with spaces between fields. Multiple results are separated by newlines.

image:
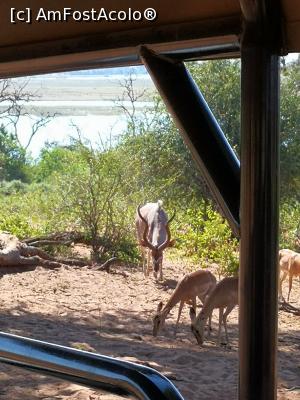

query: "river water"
xmin=17 ymin=113 xmax=128 ymax=158
xmin=3 ymin=72 xmax=154 ymax=158
xmin=9 ymin=99 xmax=153 ymax=158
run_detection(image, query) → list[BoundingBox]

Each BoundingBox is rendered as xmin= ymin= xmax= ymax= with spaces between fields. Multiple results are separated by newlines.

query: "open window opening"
xmin=0 ymin=49 xmax=299 ymax=399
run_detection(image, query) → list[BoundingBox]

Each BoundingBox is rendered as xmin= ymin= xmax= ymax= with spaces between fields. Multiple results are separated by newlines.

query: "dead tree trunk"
xmin=0 ymin=232 xmax=82 ymax=268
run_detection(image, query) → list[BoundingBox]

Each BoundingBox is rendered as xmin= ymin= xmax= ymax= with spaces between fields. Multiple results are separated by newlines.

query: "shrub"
xmin=280 ymin=201 xmax=300 ymax=251
xmin=175 ymin=201 xmax=239 ymax=277
xmin=0 ymin=213 xmax=32 ymax=238
xmin=0 ymin=180 xmax=28 ymax=196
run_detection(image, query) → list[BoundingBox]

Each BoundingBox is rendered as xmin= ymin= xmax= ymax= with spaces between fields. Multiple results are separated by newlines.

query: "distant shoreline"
xmin=12 ymin=75 xmax=155 ymax=103
xmin=0 ymin=100 xmax=154 ymax=117
xmin=5 ymin=72 xmax=155 ymax=156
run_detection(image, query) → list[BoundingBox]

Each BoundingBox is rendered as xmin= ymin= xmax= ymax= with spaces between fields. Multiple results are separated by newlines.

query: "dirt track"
xmin=0 ymin=259 xmax=299 ymax=400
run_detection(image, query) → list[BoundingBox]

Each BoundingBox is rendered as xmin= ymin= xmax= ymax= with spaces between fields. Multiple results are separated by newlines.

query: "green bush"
xmin=175 ymin=201 xmax=239 ymax=277
xmin=0 ymin=180 xmax=28 ymax=196
xmin=0 ymin=213 xmax=32 ymax=239
xmin=0 ymin=126 xmax=32 ymax=182
xmin=280 ymin=201 xmax=300 ymax=251
xmin=0 ymin=184 xmax=62 ymax=239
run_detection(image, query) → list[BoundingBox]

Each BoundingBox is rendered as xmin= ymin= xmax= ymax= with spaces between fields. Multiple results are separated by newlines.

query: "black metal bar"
xmin=239 ymin=0 xmax=259 ymax=23
xmin=0 ymin=332 xmax=184 ymax=400
xmin=0 ymin=42 xmax=240 ymax=79
xmin=140 ymin=46 xmax=240 ymax=237
xmin=158 ymin=43 xmax=240 ymax=62
xmin=239 ymin=0 xmax=281 ymax=399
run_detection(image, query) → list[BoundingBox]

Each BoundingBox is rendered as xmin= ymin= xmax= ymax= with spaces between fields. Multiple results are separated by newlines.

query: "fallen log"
xmin=23 ymin=231 xmax=87 ymax=247
xmin=0 ymin=232 xmax=88 ymax=269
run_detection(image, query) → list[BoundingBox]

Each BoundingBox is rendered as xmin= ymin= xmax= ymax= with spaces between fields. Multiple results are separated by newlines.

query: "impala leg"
xmin=222 ymin=304 xmax=235 ymax=346
xmin=287 ymin=273 xmax=293 ymax=302
xmin=279 ymin=271 xmax=287 ymax=300
xmin=174 ymin=300 xmax=184 ymax=336
xmin=192 ymin=297 xmax=197 ymax=313
xmin=218 ymin=307 xmax=224 ymax=345
xmin=207 ymin=310 xmax=213 ymax=338
xmin=200 ymin=290 xmax=213 ymax=336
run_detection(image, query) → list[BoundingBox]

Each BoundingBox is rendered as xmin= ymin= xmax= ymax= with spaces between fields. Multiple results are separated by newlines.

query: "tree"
xmin=280 ymin=61 xmax=300 ymax=199
xmin=0 ymin=78 xmax=56 ymax=183
xmin=48 ymin=140 xmax=130 ymax=261
xmin=188 ymin=59 xmax=299 ymax=200
xmin=0 ymin=78 xmax=54 ymax=150
xmin=34 ymin=142 xmax=78 ymax=182
xmin=115 ymin=91 xmax=213 ymax=212
xmin=187 ymin=60 xmax=241 ymax=155
xmin=0 ymin=125 xmax=29 ymax=181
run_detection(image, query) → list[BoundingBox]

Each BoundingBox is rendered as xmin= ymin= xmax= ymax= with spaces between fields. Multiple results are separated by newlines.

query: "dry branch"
xmin=24 ymin=231 xmax=87 ymax=246
xmin=92 ymin=257 xmax=118 ymax=272
xmin=278 ymin=298 xmax=300 ymax=315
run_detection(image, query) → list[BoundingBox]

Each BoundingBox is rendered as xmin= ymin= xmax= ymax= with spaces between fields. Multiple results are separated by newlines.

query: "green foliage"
xmin=187 ymin=59 xmax=300 ymax=201
xmin=43 ymin=141 xmax=135 ymax=261
xmin=115 ymin=97 xmax=211 ymax=209
xmin=280 ymin=201 xmax=300 ymax=251
xmin=34 ymin=143 xmax=78 ymax=182
xmin=175 ymin=201 xmax=239 ymax=276
xmin=0 ymin=126 xmax=30 ymax=182
xmin=0 ymin=213 xmax=32 ymax=239
xmin=0 ymin=186 xmax=47 ymax=237
xmin=0 ymin=180 xmax=28 ymax=196
xmin=280 ymin=62 xmax=300 ymax=199
xmin=187 ymin=60 xmax=241 ymax=154
xmin=0 ymin=190 xmax=43 ymax=238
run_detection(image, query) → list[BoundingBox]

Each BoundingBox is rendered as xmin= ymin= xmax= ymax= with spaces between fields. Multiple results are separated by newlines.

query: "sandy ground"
xmin=0 ymin=258 xmax=299 ymax=400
